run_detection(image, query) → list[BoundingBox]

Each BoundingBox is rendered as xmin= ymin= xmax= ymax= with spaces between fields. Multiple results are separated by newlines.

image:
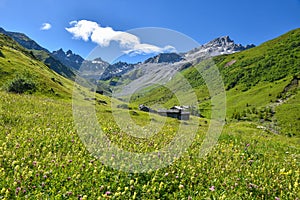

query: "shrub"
xmin=5 ymin=73 xmax=37 ymax=94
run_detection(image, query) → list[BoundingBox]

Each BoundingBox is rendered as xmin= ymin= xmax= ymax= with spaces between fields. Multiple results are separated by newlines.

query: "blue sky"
xmin=0 ymin=0 xmax=300 ymax=61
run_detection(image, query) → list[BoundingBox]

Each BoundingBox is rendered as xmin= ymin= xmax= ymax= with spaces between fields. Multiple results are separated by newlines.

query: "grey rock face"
xmin=144 ymin=53 xmax=183 ymax=64
xmin=51 ymin=49 xmax=84 ymax=70
xmin=184 ymin=36 xmax=255 ymax=62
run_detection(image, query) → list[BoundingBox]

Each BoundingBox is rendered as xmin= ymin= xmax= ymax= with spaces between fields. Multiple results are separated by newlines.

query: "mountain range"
xmin=85 ymin=35 xmax=255 ymax=82
xmin=0 ymin=27 xmax=255 ymax=83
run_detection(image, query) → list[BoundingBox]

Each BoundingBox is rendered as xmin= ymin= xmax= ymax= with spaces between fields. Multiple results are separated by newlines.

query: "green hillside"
xmin=217 ymin=28 xmax=300 ymax=90
xmin=0 ymin=33 xmax=74 ymax=98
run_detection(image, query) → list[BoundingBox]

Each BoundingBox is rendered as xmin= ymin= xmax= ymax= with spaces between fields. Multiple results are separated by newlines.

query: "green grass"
xmin=275 ymin=90 xmax=300 ymax=136
xmin=225 ymin=78 xmax=290 ymax=117
xmin=0 ymin=91 xmax=299 ymax=199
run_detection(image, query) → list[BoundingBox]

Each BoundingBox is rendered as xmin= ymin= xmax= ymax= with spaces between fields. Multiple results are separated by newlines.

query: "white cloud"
xmin=124 ymin=44 xmax=176 ymax=55
xmin=66 ymin=20 xmax=98 ymax=41
xmin=66 ymin=20 xmax=176 ymax=55
xmin=40 ymin=23 xmax=52 ymax=31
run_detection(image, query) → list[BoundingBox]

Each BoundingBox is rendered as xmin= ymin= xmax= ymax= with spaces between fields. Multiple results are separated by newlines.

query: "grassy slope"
xmin=0 ymin=33 xmax=74 ymax=98
xmin=275 ymin=90 xmax=300 ymax=136
xmin=0 ymin=28 xmax=76 ymax=80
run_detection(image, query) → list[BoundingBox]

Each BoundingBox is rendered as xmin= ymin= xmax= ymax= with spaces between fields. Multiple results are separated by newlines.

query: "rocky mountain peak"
xmin=51 ymin=49 xmax=84 ymax=70
xmin=93 ymin=57 xmax=106 ymax=62
xmin=185 ymin=36 xmax=255 ymax=60
xmin=208 ymin=36 xmax=234 ymax=46
xmin=53 ymin=48 xmax=65 ymax=56
xmin=204 ymin=36 xmax=242 ymax=50
xmin=144 ymin=53 xmax=183 ymax=64
xmin=66 ymin=49 xmax=73 ymax=56
xmin=66 ymin=49 xmax=72 ymax=54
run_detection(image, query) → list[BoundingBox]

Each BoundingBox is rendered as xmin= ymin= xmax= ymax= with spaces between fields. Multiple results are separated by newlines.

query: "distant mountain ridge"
xmin=100 ymin=61 xmax=135 ymax=80
xmin=0 ymin=27 xmax=49 ymax=52
xmin=144 ymin=53 xmax=183 ymax=64
xmin=79 ymin=36 xmax=255 ymax=82
xmin=92 ymin=36 xmax=255 ymax=84
xmin=51 ymin=48 xmax=84 ymax=70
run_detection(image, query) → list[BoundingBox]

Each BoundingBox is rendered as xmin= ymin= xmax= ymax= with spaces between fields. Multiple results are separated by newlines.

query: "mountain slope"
xmin=0 ymin=33 xmax=74 ymax=98
xmin=0 ymin=27 xmax=49 ymax=52
xmin=0 ymin=27 xmax=75 ymax=79
xmin=216 ymin=29 xmax=300 ymax=91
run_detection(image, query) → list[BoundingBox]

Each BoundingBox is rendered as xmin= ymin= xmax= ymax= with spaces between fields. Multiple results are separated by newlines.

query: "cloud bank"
xmin=66 ymin=20 xmax=176 ymax=55
xmin=40 ymin=23 xmax=52 ymax=31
